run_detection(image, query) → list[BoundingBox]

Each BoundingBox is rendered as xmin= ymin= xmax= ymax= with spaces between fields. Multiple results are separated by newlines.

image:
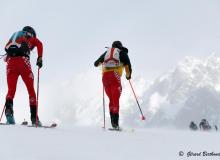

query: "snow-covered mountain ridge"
xmin=143 ymin=55 xmax=220 ymax=128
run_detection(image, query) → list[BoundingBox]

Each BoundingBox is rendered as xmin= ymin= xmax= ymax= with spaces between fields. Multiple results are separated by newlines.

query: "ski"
xmin=0 ymin=122 xmax=28 ymax=126
xmin=0 ymin=122 xmax=57 ymax=128
xmin=0 ymin=119 xmax=28 ymax=126
xmin=27 ymin=123 xmax=57 ymax=128
xmin=0 ymin=122 xmax=10 ymax=125
xmin=108 ymin=127 xmax=135 ymax=133
xmin=108 ymin=127 xmax=123 ymax=132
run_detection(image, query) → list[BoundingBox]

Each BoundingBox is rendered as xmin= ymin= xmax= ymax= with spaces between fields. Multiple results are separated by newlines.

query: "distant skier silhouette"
xmin=189 ymin=121 xmax=198 ymax=131
xmin=199 ymin=119 xmax=211 ymax=131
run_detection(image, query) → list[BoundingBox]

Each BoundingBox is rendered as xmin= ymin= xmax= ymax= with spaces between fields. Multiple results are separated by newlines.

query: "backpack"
xmin=5 ymin=31 xmax=30 ymax=57
xmin=103 ymin=48 xmax=120 ymax=68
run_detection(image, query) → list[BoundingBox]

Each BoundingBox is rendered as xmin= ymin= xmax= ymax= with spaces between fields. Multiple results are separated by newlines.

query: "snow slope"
xmin=1 ymin=125 xmax=220 ymax=160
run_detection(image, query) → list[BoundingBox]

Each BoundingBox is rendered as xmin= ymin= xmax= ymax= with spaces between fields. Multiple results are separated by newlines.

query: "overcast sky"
xmin=0 ymin=0 xmax=220 ymax=81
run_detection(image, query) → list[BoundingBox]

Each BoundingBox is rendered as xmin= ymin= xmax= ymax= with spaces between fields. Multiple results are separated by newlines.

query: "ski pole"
xmin=129 ymin=80 xmax=145 ymax=120
xmin=103 ymin=85 xmax=106 ymax=129
xmin=0 ymin=105 xmax=6 ymax=122
xmin=36 ymin=68 xmax=40 ymax=127
xmin=101 ymin=64 xmax=106 ymax=129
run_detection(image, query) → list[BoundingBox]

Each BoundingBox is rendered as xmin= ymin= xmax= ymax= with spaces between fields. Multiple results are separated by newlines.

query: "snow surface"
xmin=1 ymin=125 xmax=220 ymax=160
xmin=1 ymin=56 xmax=220 ymax=160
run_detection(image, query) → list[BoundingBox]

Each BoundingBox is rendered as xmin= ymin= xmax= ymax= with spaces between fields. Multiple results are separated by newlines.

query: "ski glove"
xmin=126 ymin=74 xmax=131 ymax=80
xmin=36 ymin=57 xmax=43 ymax=68
xmin=125 ymin=65 xmax=131 ymax=80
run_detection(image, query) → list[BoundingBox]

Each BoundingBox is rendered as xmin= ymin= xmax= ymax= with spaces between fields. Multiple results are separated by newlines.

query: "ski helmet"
xmin=112 ymin=41 xmax=123 ymax=49
xmin=22 ymin=26 xmax=36 ymax=37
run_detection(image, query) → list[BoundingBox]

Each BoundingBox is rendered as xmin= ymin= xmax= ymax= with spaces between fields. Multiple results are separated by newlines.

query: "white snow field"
xmin=0 ymin=125 xmax=220 ymax=160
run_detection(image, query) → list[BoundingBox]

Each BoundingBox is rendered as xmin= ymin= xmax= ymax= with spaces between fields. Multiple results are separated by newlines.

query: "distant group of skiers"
xmin=189 ymin=119 xmax=218 ymax=131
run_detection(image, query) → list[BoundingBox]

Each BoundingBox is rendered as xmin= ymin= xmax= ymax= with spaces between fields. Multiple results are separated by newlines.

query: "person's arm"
xmin=94 ymin=52 xmax=106 ymax=67
xmin=31 ymin=37 xmax=43 ymax=57
xmin=120 ymin=47 xmax=132 ymax=79
xmin=30 ymin=37 xmax=43 ymax=68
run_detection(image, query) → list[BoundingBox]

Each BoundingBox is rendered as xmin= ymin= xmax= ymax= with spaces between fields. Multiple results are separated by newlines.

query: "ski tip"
xmin=0 ymin=122 xmax=9 ymax=125
xmin=21 ymin=121 xmax=28 ymax=125
xmin=51 ymin=123 xmax=57 ymax=128
xmin=141 ymin=116 xmax=146 ymax=120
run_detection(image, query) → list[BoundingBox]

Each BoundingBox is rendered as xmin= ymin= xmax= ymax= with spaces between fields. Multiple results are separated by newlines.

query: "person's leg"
xmin=5 ymin=59 xmax=19 ymax=124
xmin=6 ymin=61 xmax=19 ymax=102
xmin=102 ymin=72 xmax=116 ymax=127
xmin=20 ymin=58 xmax=37 ymax=106
xmin=20 ymin=57 xmax=41 ymax=126
xmin=104 ymin=85 xmax=116 ymax=127
xmin=103 ymin=71 xmax=122 ymax=128
xmin=110 ymin=84 xmax=122 ymax=128
xmin=21 ymin=70 xmax=37 ymax=106
xmin=5 ymin=99 xmax=15 ymax=124
xmin=110 ymin=72 xmax=122 ymax=128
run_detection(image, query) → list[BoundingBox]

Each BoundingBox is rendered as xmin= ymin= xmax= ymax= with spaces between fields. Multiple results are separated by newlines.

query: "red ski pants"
xmin=102 ymin=71 xmax=122 ymax=114
xmin=6 ymin=57 xmax=37 ymax=106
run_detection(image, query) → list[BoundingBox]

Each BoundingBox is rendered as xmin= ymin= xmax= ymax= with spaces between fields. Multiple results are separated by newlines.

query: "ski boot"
xmin=31 ymin=118 xmax=42 ymax=127
xmin=110 ymin=112 xmax=120 ymax=130
xmin=5 ymin=99 xmax=15 ymax=124
xmin=30 ymin=105 xmax=42 ymax=127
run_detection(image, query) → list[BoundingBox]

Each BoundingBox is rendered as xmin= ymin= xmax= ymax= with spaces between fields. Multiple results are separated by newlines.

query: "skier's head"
xmin=112 ymin=41 xmax=123 ymax=49
xmin=22 ymin=26 xmax=36 ymax=38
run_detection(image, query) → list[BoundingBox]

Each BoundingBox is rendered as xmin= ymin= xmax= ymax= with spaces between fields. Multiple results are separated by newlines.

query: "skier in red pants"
xmin=94 ymin=41 xmax=132 ymax=130
xmin=4 ymin=26 xmax=43 ymax=125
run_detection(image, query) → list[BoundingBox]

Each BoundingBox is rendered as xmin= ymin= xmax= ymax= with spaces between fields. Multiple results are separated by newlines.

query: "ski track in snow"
xmin=0 ymin=125 xmax=220 ymax=160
